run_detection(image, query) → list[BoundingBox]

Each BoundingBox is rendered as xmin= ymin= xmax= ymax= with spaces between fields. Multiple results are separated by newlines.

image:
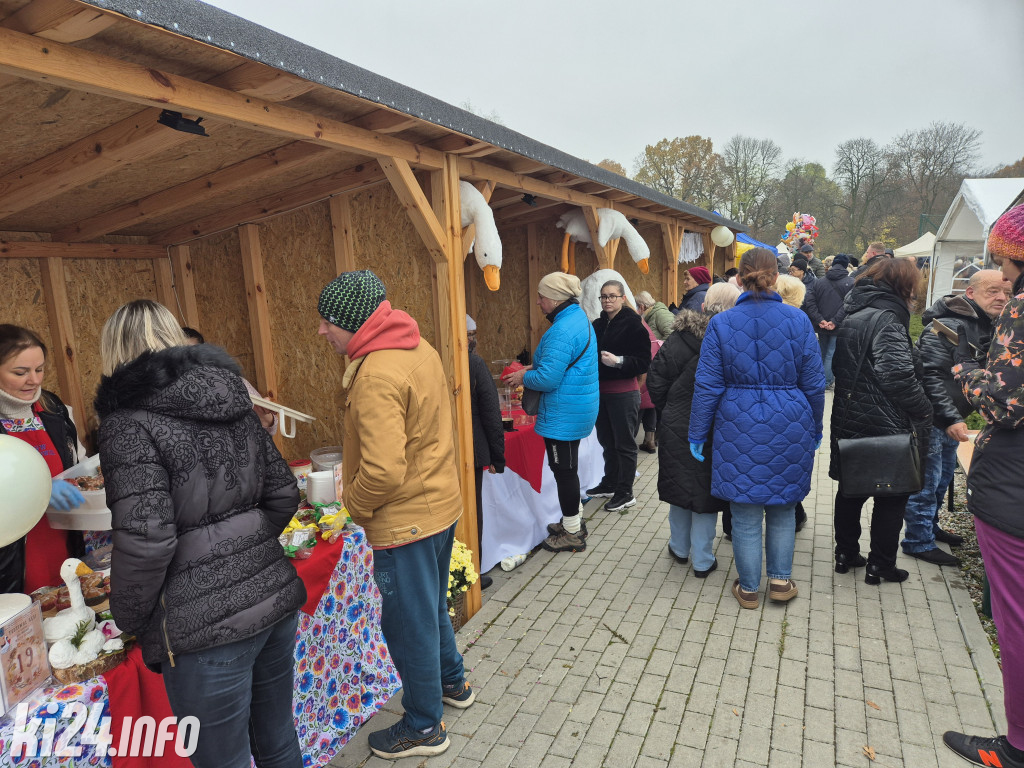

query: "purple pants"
xmin=975 ymin=517 xmax=1024 ymax=748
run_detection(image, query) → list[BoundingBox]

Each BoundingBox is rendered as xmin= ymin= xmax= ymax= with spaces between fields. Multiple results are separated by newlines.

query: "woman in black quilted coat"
xmin=95 ymin=300 xmax=304 ymax=768
xmin=647 ymin=285 xmax=736 ymax=578
xmin=830 ymin=259 xmax=932 ymax=585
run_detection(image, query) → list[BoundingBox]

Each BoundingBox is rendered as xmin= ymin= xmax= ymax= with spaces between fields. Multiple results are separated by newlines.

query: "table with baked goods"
xmin=0 ymin=525 xmax=399 ymax=768
xmin=480 ymin=411 xmax=603 ymax=573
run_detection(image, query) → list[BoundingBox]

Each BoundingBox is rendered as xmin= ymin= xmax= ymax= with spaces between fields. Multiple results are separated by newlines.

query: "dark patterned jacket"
xmin=955 ymin=275 xmax=1024 ymax=537
xmin=95 ymin=345 xmax=303 ymax=670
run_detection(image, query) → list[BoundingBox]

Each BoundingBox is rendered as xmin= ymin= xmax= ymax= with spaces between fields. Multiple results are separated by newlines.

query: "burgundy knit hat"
xmin=688 ymin=266 xmax=712 ymax=285
xmin=989 ymin=203 xmax=1024 ymax=262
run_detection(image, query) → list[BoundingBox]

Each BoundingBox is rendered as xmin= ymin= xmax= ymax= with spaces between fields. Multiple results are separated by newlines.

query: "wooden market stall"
xmin=0 ymin=0 xmax=743 ymax=619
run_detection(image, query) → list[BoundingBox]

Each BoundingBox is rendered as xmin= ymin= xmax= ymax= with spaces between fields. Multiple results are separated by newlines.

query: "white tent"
xmin=894 ymin=231 xmax=935 ymax=261
xmin=927 ymin=178 xmax=1024 ymax=303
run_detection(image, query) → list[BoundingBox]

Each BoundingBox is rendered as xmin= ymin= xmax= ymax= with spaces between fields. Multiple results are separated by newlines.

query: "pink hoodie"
xmin=346 ymin=301 xmax=420 ymax=360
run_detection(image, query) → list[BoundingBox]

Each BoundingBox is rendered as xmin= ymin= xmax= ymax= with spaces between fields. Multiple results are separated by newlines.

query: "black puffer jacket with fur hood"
xmin=646 ymin=310 xmax=728 ymax=515
xmin=95 ymin=344 xmax=303 ymax=670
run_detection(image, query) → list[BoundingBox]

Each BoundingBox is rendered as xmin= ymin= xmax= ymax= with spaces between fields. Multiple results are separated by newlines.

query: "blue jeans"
xmin=730 ymin=502 xmax=796 ymax=592
xmin=373 ymin=523 xmax=466 ymax=731
xmin=819 ymin=333 xmax=837 ymax=386
xmin=668 ymin=505 xmax=717 ymax=571
xmin=162 ymin=611 xmax=302 ymax=768
xmin=902 ymin=426 xmax=959 ymax=553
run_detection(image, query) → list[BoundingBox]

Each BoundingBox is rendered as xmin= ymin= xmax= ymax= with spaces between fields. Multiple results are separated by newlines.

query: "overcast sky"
xmin=204 ymin=0 xmax=1024 ymax=174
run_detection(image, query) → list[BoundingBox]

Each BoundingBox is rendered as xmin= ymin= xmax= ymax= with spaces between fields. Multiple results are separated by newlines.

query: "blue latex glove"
xmin=813 ymin=438 xmax=822 ymax=451
xmin=689 ymin=442 xmax=705 ymax=462
xmin=50 ymin=479 xmax=84 ymax=511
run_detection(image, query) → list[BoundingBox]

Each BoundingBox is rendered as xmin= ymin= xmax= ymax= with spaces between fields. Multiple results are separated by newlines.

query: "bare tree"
xmin=632 ymin=136 xmax=723 ymax=210
xmin=720 ymin=135 xmax=782 ymax=233
xmin=832 ymin=137 xmax=896 ymax=251
xmin=888 ymin=121 xmax=982 ymax=218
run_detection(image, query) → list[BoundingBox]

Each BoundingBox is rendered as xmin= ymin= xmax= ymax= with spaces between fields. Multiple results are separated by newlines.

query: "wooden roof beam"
xmin=0 ymin=60 xmax=319 ymax=220
xmin=53 ymin=141 xmax=326 ymax=241
xmin=494 ymin=197 xmax=564 ymax=224
xmin=152 ymin=160 xmax=386 ymax=245
xmin=347 ymin=108 xmax=421 ymax=134
xmin=0 ymin=240 xmax=164 ymax=258
xmin=0 ymin=26 xmax=446 ymax=171
xmin=380 ymin=156 xmax=447 ymax=264
xmin=499 ymin=203 xmax=573 ymax=227
xmin=458 ymin=158 xmax=705 ymax=228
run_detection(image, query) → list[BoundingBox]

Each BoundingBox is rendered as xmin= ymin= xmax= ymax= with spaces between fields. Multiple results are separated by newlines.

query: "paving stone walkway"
xmin=331 ymin=393 xmax=1005 ymax=767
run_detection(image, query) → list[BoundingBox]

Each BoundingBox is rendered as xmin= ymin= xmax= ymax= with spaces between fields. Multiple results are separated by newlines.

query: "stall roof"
xmin=0 ymin=0 xmax=745 ymax=245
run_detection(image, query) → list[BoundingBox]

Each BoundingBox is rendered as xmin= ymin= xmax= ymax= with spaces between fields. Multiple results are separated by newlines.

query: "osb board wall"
xmin=188 ymin=229 xmax=256 ymax=383
xmin=0 ymin=234 xmax=59 ymax=396
xmin=63 ymin=258 xmax=158 ymax=436
xmin=472 ymin=226 xmax=530 ymax=369
xmin=257 ymin=201 xmax=344 ymax=462
xmin=617 ymin=226 xmax=663 ymax=306
xmin=348 ymin=184 xmax=436 ymax=348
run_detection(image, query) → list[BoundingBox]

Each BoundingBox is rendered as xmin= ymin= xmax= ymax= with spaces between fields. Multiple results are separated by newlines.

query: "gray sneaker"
xmin=541 ymin=530 xmax=586 ymax=553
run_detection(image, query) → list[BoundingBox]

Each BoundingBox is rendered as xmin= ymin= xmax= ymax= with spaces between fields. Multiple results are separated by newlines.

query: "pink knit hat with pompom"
xmin=988 ymin=203 xmax=1024 ymax=262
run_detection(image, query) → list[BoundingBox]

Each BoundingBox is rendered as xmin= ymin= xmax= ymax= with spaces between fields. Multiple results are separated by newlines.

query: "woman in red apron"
xmin=0 ymin=325 xmax=84 ymax=593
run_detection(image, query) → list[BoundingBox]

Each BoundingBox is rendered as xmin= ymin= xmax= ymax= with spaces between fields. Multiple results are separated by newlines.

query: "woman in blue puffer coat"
xmin=504 ymin=273 xmax=598 ymax=554
xmin=689 ymin=248 xmax=825 ymax=609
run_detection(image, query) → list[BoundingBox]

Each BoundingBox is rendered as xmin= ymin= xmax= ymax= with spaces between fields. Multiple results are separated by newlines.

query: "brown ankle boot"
xmin=641 ymin=431 xmax=657 ymax=453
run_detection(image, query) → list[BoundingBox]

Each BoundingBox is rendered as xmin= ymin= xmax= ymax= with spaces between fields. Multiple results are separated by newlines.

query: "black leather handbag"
xmin=835 ymin=312 xmax=923 ymax=498
xmin=521 ymin=333 xmax=592 ymax=416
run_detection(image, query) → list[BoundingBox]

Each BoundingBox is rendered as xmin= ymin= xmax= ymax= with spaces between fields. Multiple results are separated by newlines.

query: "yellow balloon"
xmin=0 ymin=435 xmax=53 ymax=548
xmin=786 ymin=222 xmax=795 ymax=231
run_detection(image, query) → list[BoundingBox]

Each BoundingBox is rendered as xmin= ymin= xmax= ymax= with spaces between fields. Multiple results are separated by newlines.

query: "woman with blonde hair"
xmin=95 ymin=299 xmax=304 ymax=768
xmin=689 ymin=248 xmax=824 ymax=608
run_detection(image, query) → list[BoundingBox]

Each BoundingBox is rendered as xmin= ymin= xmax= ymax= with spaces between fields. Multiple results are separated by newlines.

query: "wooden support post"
xmin=328 ymin=195 xmax=356 ymax=275
xmin=464 ymin=258 xmax=477 ymax=320
xmin=380 ymin=157 xmax=447 ymax=263
xmin=527 ymin=223 xmax=545 ymax=353
xmin=169 ymin=245 xmax=199 ymax=329
xmin=582 ymin=207 xmax=609 ymax=269
xmin=153 ymin=256 xmax=181 ymax=325
xmin=700 ymin=231 xmax=715 ymax=272
xmin=238 ymin=224 xmax=281 ymax=451
xmin=661 ymin=224 xmax=680 ymax=306
xmin=38 ymin=257 xmax=87 ymax=439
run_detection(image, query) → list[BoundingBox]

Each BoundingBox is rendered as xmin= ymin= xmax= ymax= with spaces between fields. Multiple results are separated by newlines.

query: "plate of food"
xmin=45 ymin=454 xmax=111 ymax=530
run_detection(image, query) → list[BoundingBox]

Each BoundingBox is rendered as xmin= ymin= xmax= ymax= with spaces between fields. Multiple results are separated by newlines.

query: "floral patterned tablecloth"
xmin=0 ymin=526 xmax=399 ymax=768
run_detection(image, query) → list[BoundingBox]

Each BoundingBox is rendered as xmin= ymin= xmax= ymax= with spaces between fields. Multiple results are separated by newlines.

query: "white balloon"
xmin=0 ymin=434 xmax=53 ymax=548
xmin=711 ymin=226 xmax=735 ymax=248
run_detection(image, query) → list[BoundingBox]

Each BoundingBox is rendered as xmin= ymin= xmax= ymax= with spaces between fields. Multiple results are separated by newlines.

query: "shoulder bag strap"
xmin=835 ymin=310 xmax=887 ymax=435
xmin=567 ymin=330 xmax=593 ymax=371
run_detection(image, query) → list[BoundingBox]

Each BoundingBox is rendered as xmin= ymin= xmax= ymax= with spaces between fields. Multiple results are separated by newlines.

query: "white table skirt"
xmin=480 ymin=429 xmax=603 ymax=573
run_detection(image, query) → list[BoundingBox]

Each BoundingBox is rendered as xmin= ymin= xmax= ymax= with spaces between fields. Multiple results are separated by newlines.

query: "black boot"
xmin=865 ymin=562 xmax=909 ymax=585
xmin=834 ymin=552 xmax=867 ymax=574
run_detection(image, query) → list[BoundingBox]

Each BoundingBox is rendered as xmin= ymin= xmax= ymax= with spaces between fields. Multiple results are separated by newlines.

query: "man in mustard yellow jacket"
xmin=318 ymin=270 xmax=473 ymax=760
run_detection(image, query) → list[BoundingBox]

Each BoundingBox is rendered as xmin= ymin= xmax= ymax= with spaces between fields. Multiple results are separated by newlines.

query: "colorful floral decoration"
xmin=447 ymin=538 xmax=479 ymax=618
xmin=781 ymin=212 xmax=820 ymax=251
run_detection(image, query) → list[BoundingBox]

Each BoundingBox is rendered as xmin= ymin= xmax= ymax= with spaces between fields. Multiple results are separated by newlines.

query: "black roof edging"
xmin=80 ymin=0 xmax=747 ymax=233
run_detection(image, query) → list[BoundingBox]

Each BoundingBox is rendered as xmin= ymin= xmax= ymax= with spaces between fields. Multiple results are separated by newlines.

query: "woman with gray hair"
xmin=647 ymin=284 xmax=738 ymax=576
xmin=635 ymin=291 xmax=675 ymax=341
xmin=95 ymin=299 xmax=304 ymax=768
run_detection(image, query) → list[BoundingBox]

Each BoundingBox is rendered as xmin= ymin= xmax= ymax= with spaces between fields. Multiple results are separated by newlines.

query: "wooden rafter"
xmin=0 ymin=60 xmax=318 ymax=221
xmin=493 ymin=196 xmax=564 ymax=224
xmin=498 ymin=202 xmax=573 ymax=227
xmin=0 ymin=26 xmax=446 ymax=174
xmin=424 ymin=135 xmax=493 ymax=155
xmin=54 ymin=141 xmax=326 ymax=242
xmin=379 ymin=156 xmax=447 ymax=263
xmin=347 ymin=109 xmax=421 ymax=134
xmin=0 ymin=240 xmax=164 ymax=258
xmin=458 ymin=158 xmax=705 ymax=229
xmin=153 ymin=160 xmax=386 ymax=245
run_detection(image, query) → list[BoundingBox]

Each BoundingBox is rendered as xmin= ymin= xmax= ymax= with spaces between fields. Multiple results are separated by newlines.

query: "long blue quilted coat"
xmin=525 ymin=301 xmax=599 ymax=441
xmin=688 ymin=292 xmax=825 ymax=505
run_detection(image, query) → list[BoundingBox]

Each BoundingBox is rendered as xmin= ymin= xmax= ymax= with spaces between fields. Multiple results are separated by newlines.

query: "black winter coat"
xmin=829 ymin=279 xmax=932 ymax=480
xmin=592 ymin=306 xmax=651 ymax=383
xmin=681 ymin=283 xmax=710 ymax=313
xmin=468 ymin=351 xmax=505 ymax=471
xmin=917 ymin=295 xmax=994 ymax=429
xmin=804 ymin=266 xmax=854 ymax=332
xmin=95 ymin=345 xmax=304 ymax=670
xmin=647 ymin=311 xmax=728 ymax=514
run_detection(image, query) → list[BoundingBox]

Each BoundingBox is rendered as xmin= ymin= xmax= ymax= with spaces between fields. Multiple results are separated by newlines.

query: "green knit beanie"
xmin=318 ymin=270 xmax=386 ymax=332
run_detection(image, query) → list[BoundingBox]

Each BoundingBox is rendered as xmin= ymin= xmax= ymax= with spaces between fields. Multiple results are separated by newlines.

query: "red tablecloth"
xmin=294 ymin=535 xmax=345 ymax=615
xmin=503 ymin=421 xmax=545 ymax=493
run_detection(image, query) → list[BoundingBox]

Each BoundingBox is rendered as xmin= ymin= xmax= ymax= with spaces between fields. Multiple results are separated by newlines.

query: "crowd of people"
xmin=4 ymin=204 xmax=1024 ymax=766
